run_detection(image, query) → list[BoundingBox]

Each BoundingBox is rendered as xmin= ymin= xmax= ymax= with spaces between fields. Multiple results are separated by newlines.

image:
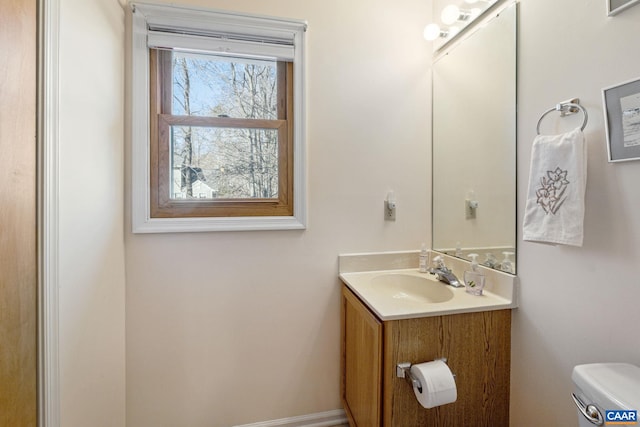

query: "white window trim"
xmin=130 ymin=2 xmax=307 ymax=233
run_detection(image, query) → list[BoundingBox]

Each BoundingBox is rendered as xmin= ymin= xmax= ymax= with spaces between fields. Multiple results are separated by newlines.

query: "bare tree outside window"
xmin=169 ymin=52 xmax=280 ymax=200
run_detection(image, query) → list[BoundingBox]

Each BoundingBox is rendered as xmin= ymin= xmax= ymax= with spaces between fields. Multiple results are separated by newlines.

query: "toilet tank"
xmin=572 ymin=363 xmax=640 ymax=426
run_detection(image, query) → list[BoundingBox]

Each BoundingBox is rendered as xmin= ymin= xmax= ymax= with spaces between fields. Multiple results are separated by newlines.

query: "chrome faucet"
xmin=433 ymin=267 xmax=463 ymax=287
xmin=430 ymin=256 xmax=463 ymax=288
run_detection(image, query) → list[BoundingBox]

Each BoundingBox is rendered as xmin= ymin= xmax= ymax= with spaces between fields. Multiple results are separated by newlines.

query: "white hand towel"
xmin=523 ymin=127 xmax=587 ymax=247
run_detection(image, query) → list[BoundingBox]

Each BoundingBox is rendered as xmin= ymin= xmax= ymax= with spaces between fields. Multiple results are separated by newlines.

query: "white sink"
xmin=370 ymin=273 xmax=454 ymax=304
xmin=339 ymin=265 xmax=517 ymax=320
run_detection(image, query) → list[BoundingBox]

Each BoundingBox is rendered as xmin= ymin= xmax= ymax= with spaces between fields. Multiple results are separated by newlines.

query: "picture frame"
xmin=608 ymin=0 xmax=640 ymax=16
xmin=603 ymin=77 xmax=640 ymax=162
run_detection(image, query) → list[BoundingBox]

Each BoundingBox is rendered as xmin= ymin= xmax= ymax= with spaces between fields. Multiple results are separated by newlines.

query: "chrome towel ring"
xmin=536 ymin=102 xmax=588 ymax=135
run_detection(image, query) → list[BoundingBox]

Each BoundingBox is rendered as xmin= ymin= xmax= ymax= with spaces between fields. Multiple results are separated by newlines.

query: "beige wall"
xmin=512 ymin=0 xmax=640 ymax=425
xmin=124 ymin=0 xmax=432 ymax=426
xmin=58 ymin=0 xmax=126 ymax=425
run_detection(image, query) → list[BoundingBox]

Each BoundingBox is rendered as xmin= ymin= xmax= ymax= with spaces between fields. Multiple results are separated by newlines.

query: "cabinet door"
xmin=342 ymin=287 xmax=382 ymax=427
xmin=383 ymin=310 xmax=511 ymax=427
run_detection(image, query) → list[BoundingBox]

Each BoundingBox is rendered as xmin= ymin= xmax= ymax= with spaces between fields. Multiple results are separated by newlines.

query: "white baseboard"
xmin=233 ymin=409 xmax=348 ymax=427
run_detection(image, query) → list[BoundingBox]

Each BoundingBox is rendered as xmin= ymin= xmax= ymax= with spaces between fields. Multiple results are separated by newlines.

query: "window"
xmin=150 ymin=51 xmax=293 ymax=218
xmin=130 ymin=3 xmax=307 ymax=232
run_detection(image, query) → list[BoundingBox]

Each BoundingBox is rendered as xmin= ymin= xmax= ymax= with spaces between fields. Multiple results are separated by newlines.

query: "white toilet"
xmin=572 ymin=363 xmax=640 ymax=426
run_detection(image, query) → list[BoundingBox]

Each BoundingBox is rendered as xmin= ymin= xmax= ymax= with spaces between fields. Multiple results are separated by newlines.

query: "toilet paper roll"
xmin=410 ymin=360 xmax=457 ymax=409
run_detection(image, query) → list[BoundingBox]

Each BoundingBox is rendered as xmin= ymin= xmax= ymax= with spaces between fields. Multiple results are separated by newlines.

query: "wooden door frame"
xmin=38 ymin=0 xmax=61 ymax=425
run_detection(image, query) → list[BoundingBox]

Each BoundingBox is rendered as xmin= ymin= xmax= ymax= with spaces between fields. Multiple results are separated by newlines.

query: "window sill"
xmin=132 ymin=214 xmax=306 ymax=233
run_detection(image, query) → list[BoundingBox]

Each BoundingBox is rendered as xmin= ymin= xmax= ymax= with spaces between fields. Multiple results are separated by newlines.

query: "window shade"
xmin=147 ymin=30 xmax=295 ymax=61
xmin=135 ymin=2 xmax=303 ymax=62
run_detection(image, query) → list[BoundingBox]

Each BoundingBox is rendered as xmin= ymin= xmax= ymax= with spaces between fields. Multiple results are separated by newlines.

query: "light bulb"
xmin=423 ymin=23 xmax=443 ymax=41
xmin=441 ymin=5 xmax=461 ymax=25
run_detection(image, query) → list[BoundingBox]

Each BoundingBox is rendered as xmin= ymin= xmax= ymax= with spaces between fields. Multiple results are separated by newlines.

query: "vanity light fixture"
xmin=441 ymin=5 xmax=472 ymax=25
xmin=465 ymin=0 xmax=498 ymax=4
xmin=423 ymin=23 xmax=449 ymax=41
xmin=448 ymin=25 xmax=461 ymax=37
xmin=424 ymin=0 xmax=496 ymax=44
xmin=469 ymin=8 xmax=483 ymax=18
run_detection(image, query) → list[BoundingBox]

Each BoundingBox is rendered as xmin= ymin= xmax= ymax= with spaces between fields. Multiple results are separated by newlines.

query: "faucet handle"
xmin=433 ymin=255 xmax=447 ymax=270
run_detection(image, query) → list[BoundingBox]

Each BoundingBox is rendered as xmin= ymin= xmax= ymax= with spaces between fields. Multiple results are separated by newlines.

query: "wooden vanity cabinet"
xmin=341 ymin=285 xmax=511 ymax=427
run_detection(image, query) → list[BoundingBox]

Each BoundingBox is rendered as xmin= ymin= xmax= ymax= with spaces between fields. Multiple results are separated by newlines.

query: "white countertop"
xmin=339 ymin=251 xmax=518 ymax=321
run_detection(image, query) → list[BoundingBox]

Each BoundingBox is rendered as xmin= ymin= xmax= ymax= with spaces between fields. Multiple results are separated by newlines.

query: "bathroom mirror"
xmin=432 ymin=3 xmax=517 ymax=273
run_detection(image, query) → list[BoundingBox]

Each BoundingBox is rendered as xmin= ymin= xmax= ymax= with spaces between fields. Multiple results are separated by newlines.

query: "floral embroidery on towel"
xmin=535 ymin=167 xmax=570 ymax=215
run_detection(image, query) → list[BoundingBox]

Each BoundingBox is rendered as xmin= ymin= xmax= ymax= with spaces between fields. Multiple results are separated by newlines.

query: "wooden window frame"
xmin=149 ymin=50 xmax=294 ymax=218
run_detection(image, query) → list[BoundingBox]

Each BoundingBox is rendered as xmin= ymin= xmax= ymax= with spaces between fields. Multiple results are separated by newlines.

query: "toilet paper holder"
xmin=396 ymin=358 xmax=454 ymax=394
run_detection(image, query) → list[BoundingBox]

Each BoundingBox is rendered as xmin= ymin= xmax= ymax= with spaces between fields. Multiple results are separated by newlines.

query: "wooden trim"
xmin=1 ymin=0 xmax=38 ymax=425
xmin=340 ymin=285 xmax=348 ymax=423
xmin=280 ymin=61 xmax=294 ymax=211
xmin=155 ymin=114 xmax=171 ymax=210
xmin=149 ymin=48 xmax=161 ymax=218
xmin=161 ymin=114 xmax=286 ymax=129
xmin=159 ymin=49 xmax=172 ymax=114
xmin=149 ymin=52 xmax=295 ymax=219
xmin=277 ymin=61 xmax=287 ymax=120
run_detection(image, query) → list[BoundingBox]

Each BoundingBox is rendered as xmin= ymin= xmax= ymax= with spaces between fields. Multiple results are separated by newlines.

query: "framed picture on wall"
xmin=603 ymin=77 xmax=640 ymax=162
xmin=608 ymin=0 xmax=640 ymax=16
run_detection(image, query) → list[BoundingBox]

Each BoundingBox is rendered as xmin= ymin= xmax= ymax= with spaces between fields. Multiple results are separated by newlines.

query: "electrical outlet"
xmin=385 ymin=201 xmax=396 ymax=221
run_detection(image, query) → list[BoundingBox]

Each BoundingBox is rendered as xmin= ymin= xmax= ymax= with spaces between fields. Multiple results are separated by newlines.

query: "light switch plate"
xmin=465 ymin=199 xmax=476 ymax=219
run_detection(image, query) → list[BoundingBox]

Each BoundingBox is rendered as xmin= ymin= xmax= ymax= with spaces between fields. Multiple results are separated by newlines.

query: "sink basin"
xmin=339 ymin=265 xmax=517 ymax=320
xmin=370 ymin=273 xmax=454 ymax=304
